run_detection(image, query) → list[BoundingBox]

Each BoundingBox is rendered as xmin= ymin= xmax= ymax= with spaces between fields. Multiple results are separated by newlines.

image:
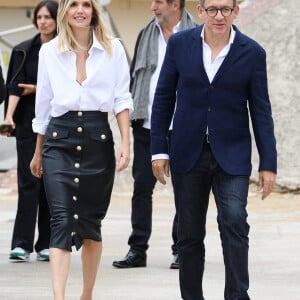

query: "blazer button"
xmin=74 ymin=162 xmax=80 ymax=168
xmin=76 ymin=145 xmax=82 ymax=151
xmin=72 ymin=195 xmax=77 ymax=201
xmin=77 ymin=127 xmax=83 ymax=133
xmin=208 ymin=107 xmax=212 ymax=112
xmin=74 ymin=177 xmax=79 ymax=183
xmin=73 ymin=214 xmax=79 ymax=220
xmin=52 ymin=131 xmax=58 ymax=138
xmin=77 ymin=111 xmax=83 ymax=117
xmin=100 ymin=134 xmax=106 ymax=140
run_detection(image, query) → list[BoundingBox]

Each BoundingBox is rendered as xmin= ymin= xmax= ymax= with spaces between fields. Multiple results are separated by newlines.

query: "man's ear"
xmin=197 ymin=4 xmax=204 ymax=19
xmin=173 ymin=0 xmax=180 ymax=11
xmin=233 ymin=5 xmax=240 ymax=19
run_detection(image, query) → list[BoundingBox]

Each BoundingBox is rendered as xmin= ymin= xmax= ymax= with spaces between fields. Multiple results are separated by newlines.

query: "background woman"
xmin=2 ymin=0 xmax=58 ymax=262
xmin=30 ymin=0 xmax=132 ymax=299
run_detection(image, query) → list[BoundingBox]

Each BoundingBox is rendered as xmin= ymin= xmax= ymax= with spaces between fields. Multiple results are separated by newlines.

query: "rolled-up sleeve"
xmin=32 ymin=44 xmax=53 ymax=135
xmin=113 ymin=40 xmax=133 ymax=116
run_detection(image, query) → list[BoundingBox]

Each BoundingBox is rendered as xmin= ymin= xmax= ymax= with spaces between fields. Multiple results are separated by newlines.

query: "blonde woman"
xmin=30 ymin=0 xmax=133 ymax=299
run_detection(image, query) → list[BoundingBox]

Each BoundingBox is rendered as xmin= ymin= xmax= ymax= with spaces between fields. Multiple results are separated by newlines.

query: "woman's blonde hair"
xmin=57 ymin=0 xmax=112 ymax=55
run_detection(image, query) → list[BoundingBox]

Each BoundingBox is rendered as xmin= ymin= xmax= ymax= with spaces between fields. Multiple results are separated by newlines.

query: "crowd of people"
xmin=0 ymin=0 xmax=277 ymax=299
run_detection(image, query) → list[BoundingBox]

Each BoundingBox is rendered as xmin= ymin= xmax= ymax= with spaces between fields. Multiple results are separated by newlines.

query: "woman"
xmin=2 ymin=0 xmax=58 ymax=262
xmin=30 ymin=0 xmax=132 ymax=299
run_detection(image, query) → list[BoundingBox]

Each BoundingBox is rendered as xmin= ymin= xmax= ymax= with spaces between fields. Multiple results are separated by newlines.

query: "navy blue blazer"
xmin=151 ymin=25 xmax=277 ymax=176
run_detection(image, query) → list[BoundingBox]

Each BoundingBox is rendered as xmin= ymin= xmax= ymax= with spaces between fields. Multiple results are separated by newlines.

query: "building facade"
xmin=0 ymin=1 xmax=201 ymax=73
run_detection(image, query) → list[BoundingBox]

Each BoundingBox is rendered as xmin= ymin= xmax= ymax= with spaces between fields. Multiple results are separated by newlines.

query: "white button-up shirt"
xmin=202 ymin=26 xmax=235 ymax=82
xmin=33 ymin=32 xmax=133 ymax=135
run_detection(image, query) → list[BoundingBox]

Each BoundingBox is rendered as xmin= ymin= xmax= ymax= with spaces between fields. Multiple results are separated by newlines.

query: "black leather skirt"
xmin=42 ymin=111 xmax=115 ymax=251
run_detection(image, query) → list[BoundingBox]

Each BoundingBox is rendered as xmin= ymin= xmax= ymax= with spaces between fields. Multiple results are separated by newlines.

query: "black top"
xmin=5 ymin=34 xmax=41 ymax=136
xmin=0 ymin=65 xmax=5 ymax=103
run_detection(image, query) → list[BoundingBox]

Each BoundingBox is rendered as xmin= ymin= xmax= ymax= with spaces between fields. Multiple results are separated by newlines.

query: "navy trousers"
xmin=173 ymin=141 xmax=250 ymax=300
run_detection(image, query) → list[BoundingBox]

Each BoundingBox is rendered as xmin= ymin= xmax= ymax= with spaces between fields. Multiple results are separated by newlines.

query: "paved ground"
xmin=1 ymin=0 xmax=300 ymax=299
xmin=0 ymin=185 xmax=300 ymax=300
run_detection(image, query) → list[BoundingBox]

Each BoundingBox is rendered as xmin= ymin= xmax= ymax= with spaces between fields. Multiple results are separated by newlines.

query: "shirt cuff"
xmin=32 ymin=118 xmax=48 ymax=135
xmin=113 ymin=100 xmax=134 ymax=116
xmin=152 ymin=154 xmax=169 ymax=161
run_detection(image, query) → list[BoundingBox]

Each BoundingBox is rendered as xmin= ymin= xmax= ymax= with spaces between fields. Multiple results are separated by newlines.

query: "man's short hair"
xmin=199 ymin=0 xmax=237 ymax=6
xmin=168 ymin=0 xmax=185 ymax=9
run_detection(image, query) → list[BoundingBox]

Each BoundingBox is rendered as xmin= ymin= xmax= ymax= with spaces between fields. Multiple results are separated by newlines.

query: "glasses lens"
xmin=221 ymin=7 xmax=232 ymax=16
xmin=207 ymin=8 xmax=217 ymax=16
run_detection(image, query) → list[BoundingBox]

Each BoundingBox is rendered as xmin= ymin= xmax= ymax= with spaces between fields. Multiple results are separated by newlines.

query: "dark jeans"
xmin=128 ymin=125 xmax=177 ymax=256
xmin=173 ymin=142 xmax=250 ymax=300
xmin=11 ymin=132 xmax=51 ymax=253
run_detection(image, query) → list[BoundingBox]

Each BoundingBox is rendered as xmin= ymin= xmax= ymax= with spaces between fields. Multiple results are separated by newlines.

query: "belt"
xmin=205 ymin=134 xmax=210 ymax=143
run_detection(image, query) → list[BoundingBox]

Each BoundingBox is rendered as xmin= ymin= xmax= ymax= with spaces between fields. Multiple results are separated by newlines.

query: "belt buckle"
xmin=206 ymin=134 xmax=210 ymax=143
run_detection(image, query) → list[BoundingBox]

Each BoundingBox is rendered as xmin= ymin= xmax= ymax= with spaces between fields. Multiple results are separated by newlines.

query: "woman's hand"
xmin=0 ymin=115 xmax=16 ymax=137
xmin=30 ymin=134 xmax=45 ymax=178
xmin=30 ymin=152 xmax=43 ymax=178
xmin=116 ymin=142 xmax=130 ymax=172
xmin=18 ymin=83 xmax=36 ymax=96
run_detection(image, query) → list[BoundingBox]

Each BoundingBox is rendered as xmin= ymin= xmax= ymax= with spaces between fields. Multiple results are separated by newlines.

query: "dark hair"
xmin=167 ymin=0 xmax=185 ymax=9
xmin=33 ymin=0 xmax=58 ymax=29
xmin=199 ymin=0 xmax=236 ymax=6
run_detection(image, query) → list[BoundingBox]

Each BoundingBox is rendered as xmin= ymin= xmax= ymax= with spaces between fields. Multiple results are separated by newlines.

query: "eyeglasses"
xmin=204 ymin=6 xmax=234 ymax=17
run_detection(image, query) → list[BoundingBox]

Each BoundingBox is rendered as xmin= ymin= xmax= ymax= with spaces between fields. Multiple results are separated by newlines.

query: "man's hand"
xmin=152 ymin=159 xmax=170 ymax=184
xmin=257 ymin=170 xmax=276 ymax=200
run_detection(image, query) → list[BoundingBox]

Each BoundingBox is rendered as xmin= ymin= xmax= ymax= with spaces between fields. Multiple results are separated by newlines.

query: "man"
xmin=112 ymin=0 xmax=197 ymax=269
xmin=151 ymin=0 xmax=277 ymax=299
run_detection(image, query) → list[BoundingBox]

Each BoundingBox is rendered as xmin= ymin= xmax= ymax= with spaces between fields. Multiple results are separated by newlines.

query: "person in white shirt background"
xmin=112 ymin=0 xmax=197 ymax=270
xmin=30 ymin=0 xmax=133 ymax=299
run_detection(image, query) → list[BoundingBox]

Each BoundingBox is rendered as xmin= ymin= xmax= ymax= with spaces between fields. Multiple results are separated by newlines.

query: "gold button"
xmin=77 ymin=111 xmax=83 ymax=117
xmin=52 ymin=132 xmax=58 ymax=138
xmin=76 ymin=145 xmax=82 ymax=151
xmin=72 ymin=195 xmax=77 ymax=201
xmin=74 ymin=162 xmax=80 ymax=168
xmin=100 ymin=134 xmax=106 ymax=140
xmin=73 ymin=214 xmax=78 ymax=220
xmin=77 ymin=127 xmax=83 ymax=133
xmin=74 ymin=178 xmax=79 ymax=183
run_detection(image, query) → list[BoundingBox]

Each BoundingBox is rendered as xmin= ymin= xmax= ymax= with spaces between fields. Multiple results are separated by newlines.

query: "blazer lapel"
xmin=212 ymin=28 xmax=246 ymax=83
xmin=190 ymin=26 xmax=210 ymax=84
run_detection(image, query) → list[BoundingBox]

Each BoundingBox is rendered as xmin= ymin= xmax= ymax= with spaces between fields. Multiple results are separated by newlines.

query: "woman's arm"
xmin=115 ymin=109 xmax=130 ymax=172
xmin=18 ymin=83 xmax=36 ymax=96
xmin=30 ymin=134 xmax=45 ymax=178
xmin=2 ymin=95 xmax=21 ymax=135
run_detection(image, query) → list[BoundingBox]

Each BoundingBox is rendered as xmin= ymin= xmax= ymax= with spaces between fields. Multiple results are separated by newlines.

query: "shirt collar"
xmin=201 ymin=25 xmax=236 ymax=45
xmin=89 ymin=30 xmax=104 ymax=52
xmin=58 ymin=30 xmax=104 ymax=53
xmin=155 ymin=20 xmax=181 ymax=35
